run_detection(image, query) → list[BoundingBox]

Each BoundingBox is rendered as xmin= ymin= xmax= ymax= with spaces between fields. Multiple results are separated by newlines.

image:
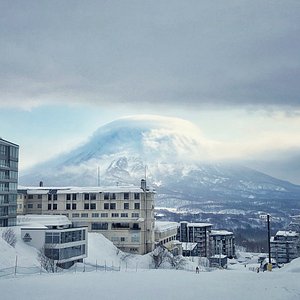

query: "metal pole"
xmin=267 ymin=214 xmax=271 ymax=264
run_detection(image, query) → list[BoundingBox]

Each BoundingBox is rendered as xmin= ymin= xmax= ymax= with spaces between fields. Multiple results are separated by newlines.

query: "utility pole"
xmin=267 ymin=214 xmax=272 ymax=267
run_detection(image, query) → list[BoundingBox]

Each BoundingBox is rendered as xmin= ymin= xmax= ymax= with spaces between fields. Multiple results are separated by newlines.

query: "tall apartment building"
xmin=18 ymin=180 xmax=155 ymax=254
xmin=270 ymin=230 xmax=300 ymax=264
xmin=210 ymin=230 xmax=235 ymax=258
xmin=0 ymin=138 xmax=19 ymax=227
xmin=177 ymin=221 xmax=212 ymax=257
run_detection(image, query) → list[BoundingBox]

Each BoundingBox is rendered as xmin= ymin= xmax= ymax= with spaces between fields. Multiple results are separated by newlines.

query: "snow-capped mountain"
xmin=20 ymin=115 xmax=300 ymax=209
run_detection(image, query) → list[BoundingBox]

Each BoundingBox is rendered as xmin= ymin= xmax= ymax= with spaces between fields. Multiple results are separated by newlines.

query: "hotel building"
xmin=18 ymin=180 xmax=155 ymax=254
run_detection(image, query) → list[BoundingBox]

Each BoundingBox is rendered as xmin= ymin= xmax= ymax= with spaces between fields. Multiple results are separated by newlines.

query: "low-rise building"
xmin=209 ymin=254 xmax=228 ymax=268
xmin=18 ymin=214 xmax=88 ymax=269
xmin=270 ymin=230 xmax=300 ymax=264
xmin=18 ymin=180 xmax=155 ymax=254
xmin=154 ymin=221 xmax=181 ymax=255
xmin=210 ymin=230 xmax=235 ymax=258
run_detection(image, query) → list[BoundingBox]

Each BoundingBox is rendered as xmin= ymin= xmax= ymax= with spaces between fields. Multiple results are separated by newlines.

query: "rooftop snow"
xmin=211 ymin=230 xmax=233 ymax=236
xmin=187 ymin=222 xmax=212 ymax=228
xmin=182 ymin=242 xmax=198 ymax=251
xmin=154 ymin=221 xmax=179 ymax=232
xmin=276 ymin=231 xmax=299 ymax=237
xmin=17 ymin=214 xmax=72 ymax=227
xmin=18 ymin=185 xmax=155 ymax=193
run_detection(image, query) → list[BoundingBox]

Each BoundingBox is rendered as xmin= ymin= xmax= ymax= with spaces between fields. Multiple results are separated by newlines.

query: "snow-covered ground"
xmin=1 ymin=227 xmax=300 ymax=300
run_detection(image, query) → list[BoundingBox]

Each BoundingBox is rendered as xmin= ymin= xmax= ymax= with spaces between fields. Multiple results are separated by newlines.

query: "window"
xmin=72 ymin=194 xmax=77 ymax=201
xmin=84 ymin=193 xmax=89 ymax=200
xmin=134 ymin=203 xmax=140 ymax=210
xmin=48 ymin=204 xmax=52 ymax=210
xmin=90 ymin=193 xmax=96 ymax=200
xmin=110 ymin=203 xmax=116 ymax=210
xmin=53 ymin=204 xmax=57 ymax=210
xmin=112 ymin=223 xmax=129 ymax=229
xmin=66 ymin=203 xmax=71 ymax=210
xmin=111 ymin=213 xmax=119 ymax=218
xmin=81 ymin=213 xmax=88 ymax=218
xmin=72 ymin=203 xmax=77 ymax=210
xmin=110 ymin=193 xmax=116 ymax=200
xmin=38 ymin=194 xmax=42 ymax=199
xmin=92 ymin=213 xmax=99 ymax=218
xmin=134 ymin=193 xmax=140 ymax=200
xmin=104 ymin=193 xmax=109 ymax=200
xmin=48 ymin=194 xmax=52 ymax=201
xmin=53 ymin=194 xmax=57 ymax=201
xmin=91 ymin=222 xmax=108 ymax=230
xmin=101 ymin=213 xmax=108 ymax=218
xmin=84 ymin=203 xmax=89 ymax=210
xmin=132 ymin=213 xmax=139 ymax=218
xmin=104 ymin=203 xmax=109 ymax=210
xmin=90 ymin=203 xmax=96 ymax=210
xmin=72 ymin=213 xmax=79 ymax=218
xmin=27 ymin=204 xmax=33 ymax=209
xmin=121 ymin=213 xmax=128 ymax=218
xmin=131 ymin=235 xmax=140 ymax=243
xmin=66 ymin=194 xmax=71 ymax=201
xmin=28 ymin=195 xmax=33 ymax=200
xmin=124 ymin=193 xmax=129 ymax=200
xmin=120 ymin=237 xmax=126 ymax=242
xmin=124 ymin=203 xmax=129 ymax=210
xmin=37 ymin=204 xmax=42 ymax=209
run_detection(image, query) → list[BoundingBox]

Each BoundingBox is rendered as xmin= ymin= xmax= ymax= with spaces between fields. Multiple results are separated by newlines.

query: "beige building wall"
xmin=18 ymin=183 xmax=155 ymax=255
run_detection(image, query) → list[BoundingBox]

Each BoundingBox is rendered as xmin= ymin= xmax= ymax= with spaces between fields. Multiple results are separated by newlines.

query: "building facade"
xmin=18 ymin=180 xmax=155 ymax=254
xmin=18 ymin=215 xmax=87 ymax=269
xmin=177 ymin=221 xmax=212 ymax=257
xmin=0 ymin=138 xmax=19 ymax=227
xmin=270 ymin=230 xmax=300 ymax=264
xmin=210 ymin=230 xmax=235 ymax=258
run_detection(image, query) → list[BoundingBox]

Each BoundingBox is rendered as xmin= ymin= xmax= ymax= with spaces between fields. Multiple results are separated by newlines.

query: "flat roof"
xmin=0 ymin=138 xmax=19 ymax=147
xmin=211 ymin=230 xmax=233 ymax=236
xmin=276 ymin=230 xmax=299 ymax=237
xmin=187 ymin=222 xmax=212 ymax=228
xmin=17 ymin=214 xmax=72 ymax=227
xmin=18 ymin=185 xmax=155 ymax=193
xmin=155 ymin=221 xmax=179 ymax=232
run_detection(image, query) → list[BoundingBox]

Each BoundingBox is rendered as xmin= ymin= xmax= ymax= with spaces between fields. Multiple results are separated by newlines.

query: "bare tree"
xmin=2 ymin=228 xmax=17 ymax=247
xmin=38 ymin=245 xmax=59 ymax=273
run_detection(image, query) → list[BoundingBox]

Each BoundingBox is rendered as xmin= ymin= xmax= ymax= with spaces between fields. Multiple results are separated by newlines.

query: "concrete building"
xmin=18 ymin=215 xmax=87 ymax=269
xmin=210 ymin=230 xmax=235 ymax=258
xmin=270 ymin=230 xmax=300 ymax=264
xmin=177 ymin=221 xmax=212 ymax=257
xmin=18 ymin=180 xmax=155 ymax=254
xmin=0 ymin=138 xmax=19 ymax=227
xmin=209 ymin=254 xmax=228 ymax=268
xmin=154 ymin=221 xmax=181 ymax=255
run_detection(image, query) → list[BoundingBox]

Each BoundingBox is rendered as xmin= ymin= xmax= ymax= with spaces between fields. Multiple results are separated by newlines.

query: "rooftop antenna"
xmin=97 ymin=166 xmax=100 ymax=187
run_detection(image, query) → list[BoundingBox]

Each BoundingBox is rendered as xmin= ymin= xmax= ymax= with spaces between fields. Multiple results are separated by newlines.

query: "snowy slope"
xmin=1 ymin=227 xmax=300 ymax=300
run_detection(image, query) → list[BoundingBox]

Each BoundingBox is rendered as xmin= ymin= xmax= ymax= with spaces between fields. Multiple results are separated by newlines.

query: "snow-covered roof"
xmin=17 ymin=214 xmax=72 ymax=227
xmin=210 ymin=254 xmax=227 ymax=259
xmin=276 ymin=230 xmax=299 ymax=237
xmin=18 ymin=185 xmax=155 ymax=193
xmin=187 ymin=222 xmax=212 ymax=228
xmin=154 ymin=221 xmax=179 ymax=232
xmin=211 ymin=230 xmax=233 ymax=236
xmin=182 ymin=242 xmax=197 ymax=251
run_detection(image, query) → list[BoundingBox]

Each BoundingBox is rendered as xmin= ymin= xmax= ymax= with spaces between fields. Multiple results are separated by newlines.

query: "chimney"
xmin=39 ymin=181 xmax=43 ymax=187
xmin=141 ymin=179 xmax=146 ymax=191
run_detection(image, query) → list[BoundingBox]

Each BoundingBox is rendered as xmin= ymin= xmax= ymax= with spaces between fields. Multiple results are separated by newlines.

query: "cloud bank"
xmin=1 ymin=1 xmax=300 ymax=111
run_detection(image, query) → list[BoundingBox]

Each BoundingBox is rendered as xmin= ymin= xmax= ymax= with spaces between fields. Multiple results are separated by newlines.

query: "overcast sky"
xmin=1 ymin=1 xmax=300 ymax=184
